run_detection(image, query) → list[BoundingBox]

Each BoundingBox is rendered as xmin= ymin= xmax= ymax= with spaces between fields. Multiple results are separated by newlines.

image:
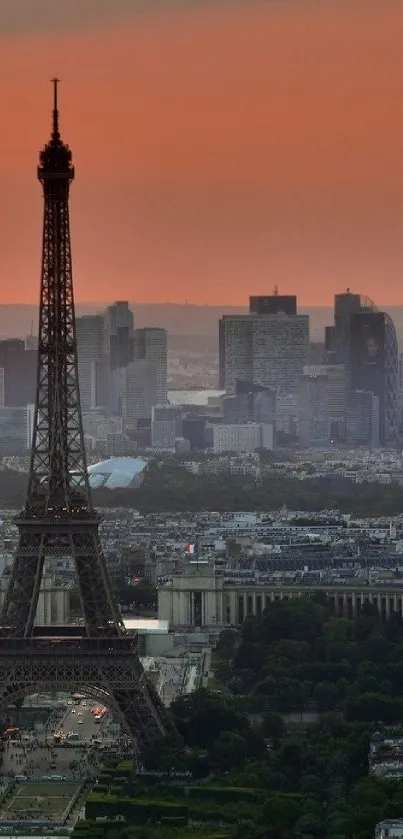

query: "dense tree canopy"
xmin=2 ymin=462 xmax=403 ymax=515
xmin=73 ymin=598 xmax=403 ymax=838
xmin=218 ymin=599 xmax=403 ymax=722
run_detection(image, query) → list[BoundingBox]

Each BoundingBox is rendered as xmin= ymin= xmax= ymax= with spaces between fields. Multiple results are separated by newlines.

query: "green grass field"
xmin=4 ymin=781 xmax=80 ymax=820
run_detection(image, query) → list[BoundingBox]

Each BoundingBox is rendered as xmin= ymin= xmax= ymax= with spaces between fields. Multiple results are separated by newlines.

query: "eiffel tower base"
xmin=0 ymin=634 xmax=170 ymax=756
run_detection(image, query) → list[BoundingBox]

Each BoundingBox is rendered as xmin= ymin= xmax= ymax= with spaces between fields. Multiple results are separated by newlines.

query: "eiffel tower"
xmin=0 ymin=81 xmax=172 ymax=754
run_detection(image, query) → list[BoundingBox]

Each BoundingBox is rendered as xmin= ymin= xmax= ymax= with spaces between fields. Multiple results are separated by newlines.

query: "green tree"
xmin=260 ymin=711 xmax=285 ymax=745
xmin=210 ymin=731 xmax=248 ymax=773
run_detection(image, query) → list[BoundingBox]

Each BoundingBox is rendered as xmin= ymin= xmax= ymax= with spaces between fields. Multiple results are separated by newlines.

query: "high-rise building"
xmin=346 ymin=391 xmax=380 ymax=448
xmin=334 ymin=290 xmax=363 ymax=365
xmin=151 ymin=405 xmax=183 ymax=449
xmin=309 ymin=342 xmax=325 ymax=365
xmin=350 ymin=311 xmax=399 ymax=446
xmin=222 ymin=381 xmax=276 ymax=427
xmin=76 ymin=314 xmax=106 ymax=410
xmin=104 ymin=301 xmax=134 ymax=370
xmin=298 ymin=373 xmax=329 ymax=448
xmin=324 ymin=290 xmax=399 ymax=447
xmin=122 ymin=360 xmax=158 ymax=423
xmin=218 ymin=318 xmax=226 ymax=390
xmin=132 ymin=327 xmax=167 ymax=405
xmin=0 ymin=407 xmax=30 ymax=455
xmin=0 ymin=369 xmax=5 ymax=408
xmin=0 ymin=339 xmax=36 ymax=406
xmin=25 ymin=334 xmax=38 ymax=351
xmin=219 ymin=295 xmax=309 ymax=395
xmin=213 ymin=423 xmax=273 ymax=454
xmin=302 ymin=364 xmax=347 ymax=442
xmin=103 ymin=301 xmax=134 ymax=415
xmin=249 ymin=294 xmax=297 ymax=315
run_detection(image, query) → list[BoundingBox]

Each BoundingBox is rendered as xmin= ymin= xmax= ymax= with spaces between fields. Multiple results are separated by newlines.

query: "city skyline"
xmin=1 ymin=0 xmax=403 ymax=305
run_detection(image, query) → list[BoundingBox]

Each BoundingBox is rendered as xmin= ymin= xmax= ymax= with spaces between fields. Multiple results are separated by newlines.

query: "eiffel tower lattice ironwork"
xmin=0 ymin=81 xmax=172 ymax=753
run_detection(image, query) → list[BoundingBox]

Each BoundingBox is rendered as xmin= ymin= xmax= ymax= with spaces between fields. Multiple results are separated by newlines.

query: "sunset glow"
xmin=0 ymin=0 xmax=403 ymax=306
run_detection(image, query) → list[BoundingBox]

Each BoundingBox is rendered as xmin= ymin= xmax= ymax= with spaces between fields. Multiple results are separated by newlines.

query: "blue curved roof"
xmin=88 ymin=457 xmax=147 ymax=489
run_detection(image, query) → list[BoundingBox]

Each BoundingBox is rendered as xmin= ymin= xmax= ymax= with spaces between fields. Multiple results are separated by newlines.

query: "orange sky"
xmin=1 ymin=0 xmax=403 ymax=306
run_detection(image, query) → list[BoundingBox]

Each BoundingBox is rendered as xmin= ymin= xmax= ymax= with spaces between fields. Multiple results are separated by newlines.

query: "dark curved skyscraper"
xmin=350 ymin=310 xmax=399 ymax=446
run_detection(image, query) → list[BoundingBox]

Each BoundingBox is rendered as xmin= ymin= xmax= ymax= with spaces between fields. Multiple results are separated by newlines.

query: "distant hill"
xmin=2 ymin=302 xmax=403 ymax=344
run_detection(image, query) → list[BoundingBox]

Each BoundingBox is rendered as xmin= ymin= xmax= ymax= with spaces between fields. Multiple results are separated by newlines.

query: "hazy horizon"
xmin=3 ymin=300 xmax=403 ymax=344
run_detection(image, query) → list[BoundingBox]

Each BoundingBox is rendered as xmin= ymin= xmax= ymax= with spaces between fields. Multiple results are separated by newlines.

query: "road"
xmin=2 ymin=699 xmax=116 ymax=781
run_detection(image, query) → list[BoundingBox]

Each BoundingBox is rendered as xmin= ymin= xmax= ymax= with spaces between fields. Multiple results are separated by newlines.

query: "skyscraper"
xmin=104 ymin=301 xmax=134 ymax=414
xmin=76 ymin=314 xmax=106 ymax=410
xmin=132 ymin=327 xmax=167 ymax=405
xmin=298 ymin=372 xmax=330 ymax=448
xmin=249 ymin=294 xmax=297 ymax=315
xmin=323 ymin=290 xmax=400 ymax=447
xmin=334 ymin=290 xmax=363 ymax=366
xmin=350 ymin=311 xmax=399 ymax=445
xmin=219 ymin=294 xmax=309 ymax=395
xmin=346 ymin=390 xmax=380 ymax=448
xmin=0 ymin=339 xmax=36 ymax=407
xmin=122 ymin=360 xmax=158 ymax=423
xmin=104 ymin=301 xmax=134 ymax=370
xmin=302 ymin=364 xmax=347 ymax=443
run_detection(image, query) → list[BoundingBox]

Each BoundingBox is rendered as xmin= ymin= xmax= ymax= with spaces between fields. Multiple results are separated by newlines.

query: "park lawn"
xmin=4 ymin=781 xmax=80 ymax=820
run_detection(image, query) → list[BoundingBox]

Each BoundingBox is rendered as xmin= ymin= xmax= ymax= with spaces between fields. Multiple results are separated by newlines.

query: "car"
xmin=78 ymin=720 xmax=84 ymax=725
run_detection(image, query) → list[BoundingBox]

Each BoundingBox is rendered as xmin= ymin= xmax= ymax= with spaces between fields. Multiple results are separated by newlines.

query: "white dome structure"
xmin=87 ymin=457 xmax=148 ymax=489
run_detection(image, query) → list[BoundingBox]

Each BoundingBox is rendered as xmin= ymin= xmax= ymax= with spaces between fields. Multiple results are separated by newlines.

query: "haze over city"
xmin=1 ymin=0 xmax=403 ymax=306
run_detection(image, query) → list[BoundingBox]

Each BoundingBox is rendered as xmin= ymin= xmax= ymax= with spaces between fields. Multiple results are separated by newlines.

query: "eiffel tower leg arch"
xmin=0 ymin=637 xmax=172 ymax=756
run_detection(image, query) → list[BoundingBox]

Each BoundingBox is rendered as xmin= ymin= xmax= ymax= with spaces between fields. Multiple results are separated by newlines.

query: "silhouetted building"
xmin=104 ymin=301 xmax=134 ymax=371
xmin=182 ymin=416 xmax=207 ymax=450
xmin=218 ymin=318 xmax=226 ymax=390
xmin=76 ymin=314 xmax=106 ymax=410
xmin=346 ymin=390 xmax=380 ymax=448
xmin=219 ymin=296 xmax=309 ymax=395
xmin=302 ymin=365 xmax=347 ymax=443
xmin=0 ymin=340 xmax=36 ymax=407
xmin=249 ymin=294 xmax=297 ymax=316
xmin=350 ymin=311 xmax=399 ymax=445
xmin=298 ymin=373 xmax=329 ymax=448
xmin=309 ymin=342 xmax=325 ymax=365
xmin=122 ymin=360 xmax=158 ymax=423
xmin=222 ymin=381 xmax=276 ymax=428
xmin=132 ymin=327 xmax=167 ymax=405
xmin=334 ymin=291 xmax=363 ymax=366
xmin=0 ymin=407 xmax=30 ymax=455
xmin=152 ymin=405 xmax=183 ymax=449
xmin=213 ymin=423 xmax=273 ymax=453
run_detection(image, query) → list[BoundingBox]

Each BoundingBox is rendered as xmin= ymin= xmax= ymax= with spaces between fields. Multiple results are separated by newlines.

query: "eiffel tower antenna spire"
xmin=51 ymin=77 xmax=60 ymax=139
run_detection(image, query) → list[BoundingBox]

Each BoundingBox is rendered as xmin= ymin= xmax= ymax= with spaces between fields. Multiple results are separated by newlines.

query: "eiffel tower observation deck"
xmin=0 ymin=81 xmax=172 ymax=754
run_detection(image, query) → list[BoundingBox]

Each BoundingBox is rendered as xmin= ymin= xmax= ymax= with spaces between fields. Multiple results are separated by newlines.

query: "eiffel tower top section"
xmin=38 ymin=79 xmax=74 ymax=194
xmin=24 ymin=80 xmax=92 ymax=520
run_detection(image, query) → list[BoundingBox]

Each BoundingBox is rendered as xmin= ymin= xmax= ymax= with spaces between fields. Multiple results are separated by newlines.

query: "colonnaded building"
xmin=158 ymin=562 xmax=403 ymax=630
